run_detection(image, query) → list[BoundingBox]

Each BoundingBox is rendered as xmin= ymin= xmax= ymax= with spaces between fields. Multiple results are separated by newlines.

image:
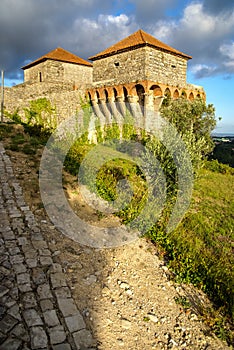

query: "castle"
xmin=5 ymin=29 xmax=205 ymax=125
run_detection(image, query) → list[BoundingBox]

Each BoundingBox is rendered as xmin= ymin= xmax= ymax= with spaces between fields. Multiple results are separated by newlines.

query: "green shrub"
xmin=204 ymin=159 xmax=234 ymax=175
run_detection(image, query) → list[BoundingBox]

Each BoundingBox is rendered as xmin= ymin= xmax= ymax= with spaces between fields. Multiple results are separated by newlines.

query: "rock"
xmin=119 ymin=282 xmax=129 ymax=289
xmin=30 ymin=326 xmax=48 ymax=349
xmin=121 ymin=318 xmax=132 ymax=329
xmin=147 ymin=313 xmax=159 ymax=323
xmin=84 ymin=274 xmax=97 ymax=285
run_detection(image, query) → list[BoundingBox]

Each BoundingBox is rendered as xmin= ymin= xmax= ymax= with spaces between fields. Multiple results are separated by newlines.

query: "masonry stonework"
xmin=4 ymin=30 xmax=205 ymax=126
xmin=145 ymin=47 xmax=188 ymax=87
xmin=24 ymin=60 xmax=92 ymax=87
xmin=92 ymin=47 xmax=147 ymax=85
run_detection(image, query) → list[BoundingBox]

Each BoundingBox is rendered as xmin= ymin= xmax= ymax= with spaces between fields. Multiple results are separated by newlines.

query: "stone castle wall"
xmin=4 ymin=44 xmax=205 ymax=128
xmin=4 ymin=81 xmax=87 ymax=123
xmin=92 ymin=47 xmax=147 ymax=85
xmin=24 ymin=60 xmax=93 ymax=87
xmin=92 ymin=46 xmax=188 ymax=88
xmin=145 ymin=47 xmax=188 ymax=87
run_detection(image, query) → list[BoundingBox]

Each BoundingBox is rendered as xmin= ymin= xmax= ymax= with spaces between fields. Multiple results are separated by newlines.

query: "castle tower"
xmin=87 ymin=29 xmax=205 ymax=118
xmin=22 ymin=47 xmax=93 ymax=88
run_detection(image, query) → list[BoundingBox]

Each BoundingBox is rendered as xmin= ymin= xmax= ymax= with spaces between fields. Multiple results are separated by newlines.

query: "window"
xmin=39 ymin=72 xmax=42 ymax=82
xmin=114 ymin=62 xmax=120 ymax=67
xmin=171 ymin=65 xmax=176 ymax=68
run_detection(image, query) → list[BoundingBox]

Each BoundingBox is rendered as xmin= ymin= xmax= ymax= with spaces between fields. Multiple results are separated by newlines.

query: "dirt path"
xmin=2 ymin=125 xmax=231 ymax=349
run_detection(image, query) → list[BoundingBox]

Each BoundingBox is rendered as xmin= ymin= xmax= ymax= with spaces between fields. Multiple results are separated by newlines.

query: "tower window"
xmin=171 ymin=65 xmax=176 ymax=68
xmin=114 ymin=62 xmax=120 ymax=67
xmin=39 ymin=72 xmax=42 ymax=82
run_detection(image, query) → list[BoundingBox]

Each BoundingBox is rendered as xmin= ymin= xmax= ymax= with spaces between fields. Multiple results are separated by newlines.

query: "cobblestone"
xmin=0 ymin=142 xmax=96 ymax=349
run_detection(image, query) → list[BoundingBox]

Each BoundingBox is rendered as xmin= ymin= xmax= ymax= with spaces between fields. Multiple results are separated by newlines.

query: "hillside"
xmin=0 ymin=120 xmax=233 ymax=348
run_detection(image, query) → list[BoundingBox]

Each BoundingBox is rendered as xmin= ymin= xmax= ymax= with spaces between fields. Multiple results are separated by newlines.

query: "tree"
xmin=160 ymin=97 xmax=217 ymax=161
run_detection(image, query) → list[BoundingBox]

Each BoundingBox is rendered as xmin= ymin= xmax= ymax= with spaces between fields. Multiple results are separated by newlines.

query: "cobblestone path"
xmin=0 ymin=142 xmax=96 ymax=349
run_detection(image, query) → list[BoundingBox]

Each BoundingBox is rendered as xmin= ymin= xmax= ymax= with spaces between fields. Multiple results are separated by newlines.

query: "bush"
xmin=204 ymin=159 xmax=234 ymax=175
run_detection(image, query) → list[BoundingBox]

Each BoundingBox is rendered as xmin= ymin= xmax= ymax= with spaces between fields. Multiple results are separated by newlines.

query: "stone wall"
xmin=92 ymin=46 xmax=188 ymax=88
xmin=92 ymin=47 xmax=147 ymax=85
xmin=24 ymin=60 xmax=93 ymax=87
xmin=145 ymin=47 xmax=188 ymax=87
xmin=4 ymin=81 xmax=86 ymax=123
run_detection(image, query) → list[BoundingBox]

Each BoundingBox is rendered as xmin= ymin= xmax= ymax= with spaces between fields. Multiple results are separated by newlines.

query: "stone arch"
xmin=164 ymin=87 xmax=171 ymax=97
xmin=87 ymin=89 xmax=96 ymax=100
xmin=135 ymin=84 xmax=145 ymax=105
xmin=87 ymin=92 xmax=92 ymax=104
xmin=149 ymin=84 xmax=163 ymax=97
xmin=104 ymin=89 xmax=108 ymax=102
xmin=189 ymin=92 xmax=194 ymax=101
xmin=113 ymin=87 xmax=118 ymax=101
xmin=123 ymin=86 xmax=128 ymax=102
xmin=173 ymin=89 xmax=179 ymax=99
xmin=181 ymin=90 xmax=187 ymax=99
xmin=114 ymin=85 xmax=124 ymax=97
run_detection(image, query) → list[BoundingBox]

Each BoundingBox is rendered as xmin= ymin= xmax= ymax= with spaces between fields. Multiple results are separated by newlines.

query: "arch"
xmin=196 ymin=93 xmax=201 ymax=99
xmin=136 ymin=84 xmax=145 ymax=105
xmin=149 ymin=84 xmax=163 ymax=97
xmin=87 ymin=92 xmax=92 ymax=101
xmin=189 ymin=92 xmax=194 ymax=101
xmin=123 ymin=86 xmax=128 ymax=102
xmin=173 ymin=89 xmax=179 ymax=99
xmin=96 ymin=90 xmax=100 ymax=100
xmin=164 ymin=87 xmax=171 ymax=97
xmin=113 ymin=87 xmax=118 ymax=101
xmin=181 ymin=90 xmax=187 ymax=99
xmin=104 ymin=89 xmax=108 ymax=102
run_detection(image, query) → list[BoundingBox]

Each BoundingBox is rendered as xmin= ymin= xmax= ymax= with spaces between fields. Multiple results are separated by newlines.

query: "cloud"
xmin=1 ymin=0 xmax=234 ymax=84
xmin=129 ymin=0 xmax=177 ymax=23
xmin=150 ymin=2 xmax=234 ymax=78
xmin=220 ymin=42 xmax=234 ymax=60
xmin=60 ymin=13 xmax=136 ymax=60
xmin=203 ymin=0 xmax=234 ymax=14
xmin=220 ymin=42 xmax=234 ymax=69
xmin=190 ymin=64 xmax=219 ymax=78
xmin=0 ymin=0 xmax=121 ymax=82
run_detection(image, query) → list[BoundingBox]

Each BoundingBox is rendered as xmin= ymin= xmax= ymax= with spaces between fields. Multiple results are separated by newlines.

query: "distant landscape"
xmin=210 ymin=135 xmax=234 ymax=168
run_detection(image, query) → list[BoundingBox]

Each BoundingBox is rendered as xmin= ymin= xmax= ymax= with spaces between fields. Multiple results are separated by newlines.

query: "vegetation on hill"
xmin=209 ymin=140 xmax=234 ymax=168
xmin=1 ymin=96 xmax=233 ymax=344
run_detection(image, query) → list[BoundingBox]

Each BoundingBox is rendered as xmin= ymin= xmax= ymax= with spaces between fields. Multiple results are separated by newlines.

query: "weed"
xmin=174 ymin=296 xmax=191 ymax=309
xmin=22 ymin=144 xmax=37 ymax=155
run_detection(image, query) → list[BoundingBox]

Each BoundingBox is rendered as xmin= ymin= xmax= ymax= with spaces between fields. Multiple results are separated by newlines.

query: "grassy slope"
xmin=1 ymin=121 xmax=233 ymax=342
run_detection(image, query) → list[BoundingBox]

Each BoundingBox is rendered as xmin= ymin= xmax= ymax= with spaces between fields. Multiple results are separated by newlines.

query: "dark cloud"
xmin=129 ymin=0 xmax=178 ymax=23
xmin=1 ymin=0 xmax=234 ymax=84
xmin=151 ymin=2 xmax=234 ymax=79
xmin=0 ymin=0 xmax=120 ymax=83
xmin=203 ymin=0 xmax=234 ymax=14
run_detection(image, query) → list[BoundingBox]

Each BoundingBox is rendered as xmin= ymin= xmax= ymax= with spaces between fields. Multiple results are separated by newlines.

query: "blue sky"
xmin=1 ymin=0 xmax=234 ymax=133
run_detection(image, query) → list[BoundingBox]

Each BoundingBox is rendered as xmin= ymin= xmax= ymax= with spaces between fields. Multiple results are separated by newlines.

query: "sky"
xmin=0 ymin=0 xmax=233 ymax=133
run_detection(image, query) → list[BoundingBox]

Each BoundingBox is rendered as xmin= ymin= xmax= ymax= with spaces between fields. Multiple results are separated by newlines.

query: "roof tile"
xmin=22 ymin=47 xmax=92 ymax=69
xmin=89 ymin=29 xmax=191 ymax=60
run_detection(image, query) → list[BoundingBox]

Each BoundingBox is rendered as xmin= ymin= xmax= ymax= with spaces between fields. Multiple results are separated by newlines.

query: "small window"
xmin=171 ymin=65 xmax=176 ymax=68
xmin=114 ymin=62 xmax=120 ymax=67
xmin=39 ymin=72 xmax=42 ymax=82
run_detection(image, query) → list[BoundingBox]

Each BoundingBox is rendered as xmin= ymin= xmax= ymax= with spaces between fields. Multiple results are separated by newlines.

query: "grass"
xmin=147 ymin=166 xmax=234 ymax=343
xmin=1 ymin=120 xmax=233 ymax=344
xmin=64 ymin=138 xmax=234 ymax=343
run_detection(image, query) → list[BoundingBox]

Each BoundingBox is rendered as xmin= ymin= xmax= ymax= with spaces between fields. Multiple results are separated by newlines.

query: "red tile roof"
xmin=22 ymin=47 xmax=92 ymax=69
xmin=89 ymin=29 xmax=192 ymax=60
